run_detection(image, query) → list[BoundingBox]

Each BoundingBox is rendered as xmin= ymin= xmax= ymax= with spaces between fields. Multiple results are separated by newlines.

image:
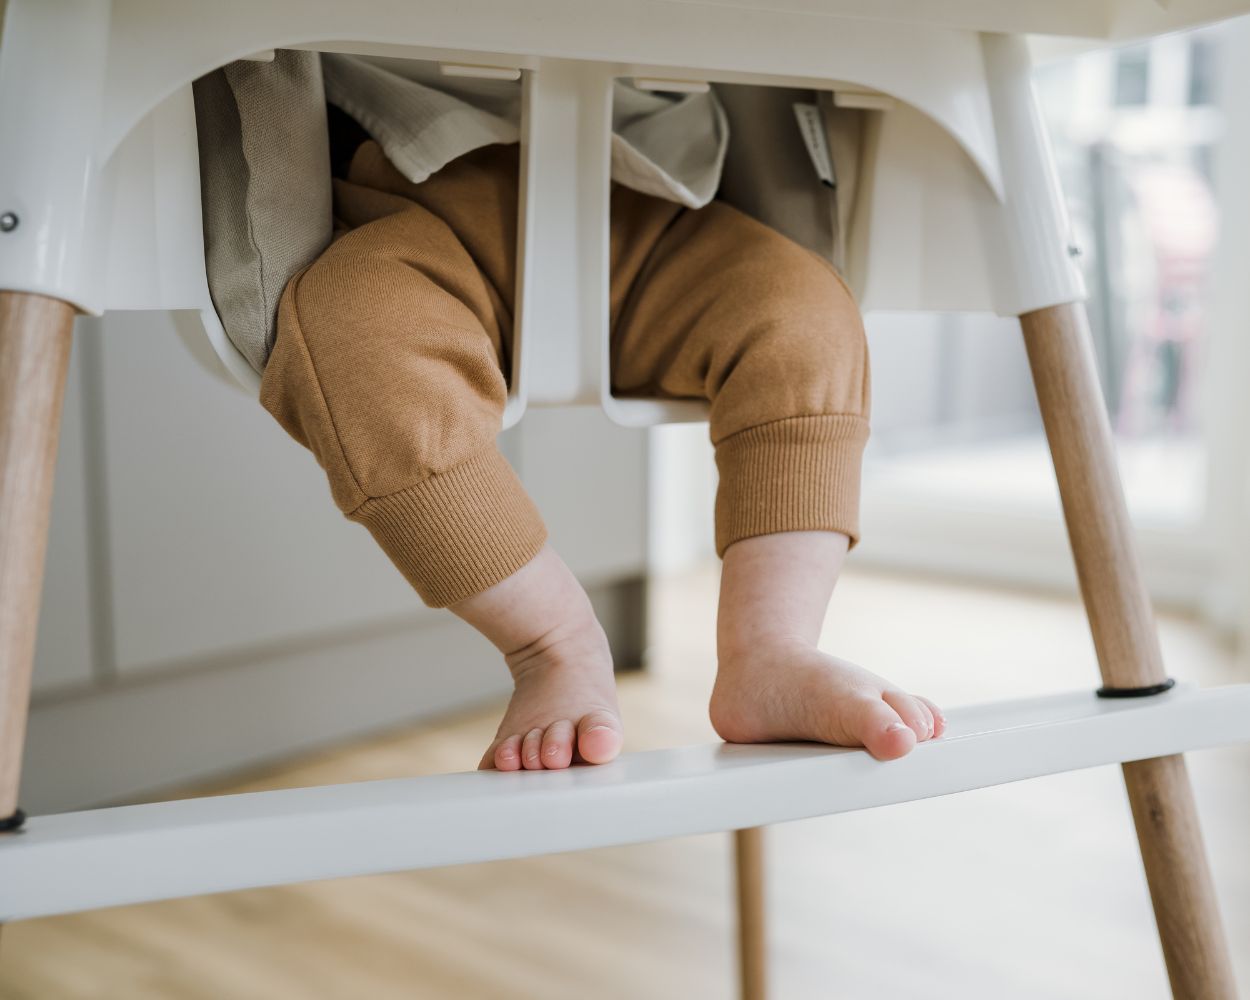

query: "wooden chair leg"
xmin=1021 ymin=302 xmax=1237 ymax=1000
xmin=0 ymin=291 xmax=75 ymax=829
xmin=734 ymin=826 xmax=767 ymax=1000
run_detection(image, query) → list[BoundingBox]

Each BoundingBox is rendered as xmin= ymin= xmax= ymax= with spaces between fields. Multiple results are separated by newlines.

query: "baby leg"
xmin=261 ymin=142 xmax=621 ymax=770
xmin=610 ymin=189 xmax=944 ymax=760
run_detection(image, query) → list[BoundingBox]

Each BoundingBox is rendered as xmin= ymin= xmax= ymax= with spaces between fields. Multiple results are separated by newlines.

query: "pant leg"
xmin=260 ymin=141 xmax=545 ymax=608
xmin=608 ymin=184 xmax=871 ymax=556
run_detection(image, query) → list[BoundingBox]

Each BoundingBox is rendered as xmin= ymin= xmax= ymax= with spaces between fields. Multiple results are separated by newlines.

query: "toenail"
xmin=886 ymin=722 xmax=909 ymax=733
xmin=586 ymin=725 xmax=614 ymax=733
xmin=544 ymin=745 xmax=560 ymax=756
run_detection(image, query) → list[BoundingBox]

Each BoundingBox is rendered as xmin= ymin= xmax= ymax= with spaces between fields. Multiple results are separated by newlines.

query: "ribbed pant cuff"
xmin=349 ymin=448 xmax=547 ymax=608
xmin=714 ymin=414 xmax=870 ymax=557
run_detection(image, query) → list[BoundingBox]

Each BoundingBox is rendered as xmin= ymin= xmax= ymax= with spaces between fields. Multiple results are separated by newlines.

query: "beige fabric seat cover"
xmin=192 ymin=50 xmax=865 ymax=378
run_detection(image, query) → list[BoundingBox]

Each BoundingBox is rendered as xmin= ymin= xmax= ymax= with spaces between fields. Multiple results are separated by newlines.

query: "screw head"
xmin=0 ymin=212 xmax=17 ymax=233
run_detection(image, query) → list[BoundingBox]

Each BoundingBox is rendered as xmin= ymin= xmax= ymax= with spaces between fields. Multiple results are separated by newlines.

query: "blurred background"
xmin=5 ymin=15 xmax=1250 ymax=1000
xmin=657 ymin=15 xmax=1250 ymax=627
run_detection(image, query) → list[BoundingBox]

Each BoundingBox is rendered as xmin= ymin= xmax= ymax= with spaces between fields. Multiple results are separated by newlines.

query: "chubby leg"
xmin=713 ymin=532 xmax=944 ymax=760
xmin=456 ymin=545 xmax=622 ymax=770
xmin=610 ymin=189 xmax=943 ymax=759
xmin=262 ymin=141 xmax=622 ymax=770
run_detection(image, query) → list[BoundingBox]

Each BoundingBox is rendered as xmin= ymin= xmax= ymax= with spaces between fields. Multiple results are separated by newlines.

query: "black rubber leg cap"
xmin=1096 ymin=678 xmax=1177 ymax=699
xmin=0 ymin=808 xmax=26 ymax=833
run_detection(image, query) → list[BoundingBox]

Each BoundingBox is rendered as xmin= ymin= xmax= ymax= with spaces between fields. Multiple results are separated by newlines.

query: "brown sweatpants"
xmin=260 ymin=139 xmax=871 ymax=608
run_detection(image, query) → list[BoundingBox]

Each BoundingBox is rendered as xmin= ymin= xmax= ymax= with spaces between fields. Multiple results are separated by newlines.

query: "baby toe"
xmin=883 ymin=690 xmax=933 ymax=742
xmin=849 ymin=696 xmax=917 ymax=761
xmin=918 ymin=696 xmax=947 ymax=738
xmin=521 ymin=727 xmax=545 ymax=770
xmin=576 ymin=710 xmax=623 ymax=765
xmin=541 ymin=720 xmax=576 ymax=769
xmin=493 ymin=734 xmax=523 ymax=771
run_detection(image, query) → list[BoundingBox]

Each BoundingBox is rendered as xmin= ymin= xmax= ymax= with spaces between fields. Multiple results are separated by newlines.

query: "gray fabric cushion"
xmin=321 ymin=53 xmax=521 ymax=187
xmin=322 ymin=53 xmax=729 ymax=210
xmin=818 ymin=91 xmax=868 ymax=280
xmin=192 ymin=50 xmax=333 ymax=375
xmin=713 ymin=83 xmax=836 ymax=268
xmin=711 ymin=83 xmax=862 ymax=276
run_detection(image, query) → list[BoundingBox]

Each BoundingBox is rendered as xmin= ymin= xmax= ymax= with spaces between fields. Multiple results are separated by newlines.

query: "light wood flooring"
xmin=2 ymin=566 xmax=1248 ymax=999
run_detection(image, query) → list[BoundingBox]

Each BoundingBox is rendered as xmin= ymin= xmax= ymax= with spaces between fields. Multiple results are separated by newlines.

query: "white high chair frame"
xmin=2 ymin=2 xmax=1250 ymax=998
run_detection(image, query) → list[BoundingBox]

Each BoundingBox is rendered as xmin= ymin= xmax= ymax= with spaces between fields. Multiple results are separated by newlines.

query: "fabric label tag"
xmin=792 ymin=102 xmax=836 ymax=188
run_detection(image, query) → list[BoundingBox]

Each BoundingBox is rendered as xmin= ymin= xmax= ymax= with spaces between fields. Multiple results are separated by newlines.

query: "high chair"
xmin=3 ymin=2 xmax=1250 ymax=998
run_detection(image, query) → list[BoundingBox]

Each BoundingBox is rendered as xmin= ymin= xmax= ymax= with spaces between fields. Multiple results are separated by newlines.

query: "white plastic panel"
xmin=978 ymin=33 xmax=1087 ymax=316
xmin=7 ymin=0 xmax=1248 ymax=321
xmin=21 ymin=5 xmax=1024 ymax=398
xmin=13 ymin=0 xmax=1222 ymax=420
xmin=100 ymin=4 xmax=1007 ymax=197
xmin=98 ymin=0 xmax=1250 ymax=168
xmin=97 ymin=82 xmax=262 ymax=393
xmin=515 ymin=58 xmax=614 ymax=410
xmin=0 ymin=0 xmax=110 ymax=311
xmin=101 ymin=87 xmax=213 ymax=314
xmin=855 ymin=103 xmax=1001 ymax=315
xmin=4 ymin=683 xmax=1249 ymax=921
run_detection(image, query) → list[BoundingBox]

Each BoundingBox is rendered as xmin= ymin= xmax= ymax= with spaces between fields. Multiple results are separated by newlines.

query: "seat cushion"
xmin=192 ymin=50 xmax=333 ymax=376
xmin=711 ymin=83 xmax=863 ymax=283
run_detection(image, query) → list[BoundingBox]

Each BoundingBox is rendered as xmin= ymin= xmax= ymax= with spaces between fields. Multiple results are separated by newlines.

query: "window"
xmin=1114 ymin=45 xmax=1151 ymax=106
xmin=1188 ymin=35 xmax=1218 ymax=105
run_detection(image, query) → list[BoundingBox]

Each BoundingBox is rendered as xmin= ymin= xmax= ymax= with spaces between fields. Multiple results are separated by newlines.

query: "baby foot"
xmin=710 ymin=638 xmax=945 ymax=761
xmin=478 ymin=617 xmax=623 ymax=771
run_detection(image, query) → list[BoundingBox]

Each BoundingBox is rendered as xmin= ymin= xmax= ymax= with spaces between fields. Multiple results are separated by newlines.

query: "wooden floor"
xmin=2 ymin=566 xmax=1248 ymax=999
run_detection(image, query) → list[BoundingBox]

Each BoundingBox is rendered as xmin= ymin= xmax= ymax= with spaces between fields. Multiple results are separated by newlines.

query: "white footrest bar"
xmin=4 ymin=683 xmax=1249 ymax=921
